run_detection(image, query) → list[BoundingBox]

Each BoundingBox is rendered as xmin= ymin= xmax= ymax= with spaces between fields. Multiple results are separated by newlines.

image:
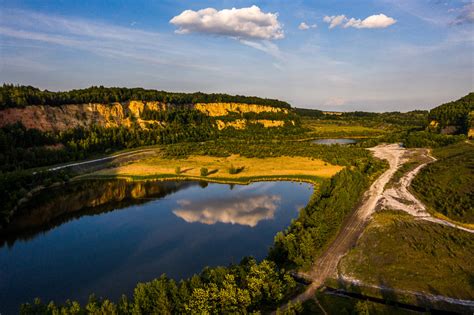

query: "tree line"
xmin=428 ymin=92 xmax=473 ymax=134
xmin=0 ymin=84 xmax=291 ymax=109
xmin=20 ymin=257 xmax=297 ymax=314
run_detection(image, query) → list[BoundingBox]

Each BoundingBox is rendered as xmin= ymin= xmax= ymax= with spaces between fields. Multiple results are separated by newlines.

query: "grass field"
xmin=411 ymin=141 xmax=474 ymax=224
xmin=338 ymin=211 xmax=474 ymax=301
xmin=86 ymin=154 xmax=343 ymax=183
xmin=301 ymin=118 xmax=387 ymax=138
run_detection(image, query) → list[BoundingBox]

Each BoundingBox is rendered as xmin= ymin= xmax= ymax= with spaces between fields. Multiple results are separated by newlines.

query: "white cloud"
xmin=452 ymin=3 xmax=474 ymax=25
xmin=323 ymin=15 xmax=347 ymax=29
xmin=298 ymin=22 xmax=317 ymax=30
xmin=170 ymin=5 xmax=284 ymax=40
xmin=345 ymin=14 xmax=397 ymax=29
xmin=324 ymin=13 xmax=396 ymax=29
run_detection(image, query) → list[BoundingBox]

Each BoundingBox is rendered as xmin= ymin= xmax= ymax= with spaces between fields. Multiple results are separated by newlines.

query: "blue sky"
xmin=0 ymin=0 xmax=473 ymax=111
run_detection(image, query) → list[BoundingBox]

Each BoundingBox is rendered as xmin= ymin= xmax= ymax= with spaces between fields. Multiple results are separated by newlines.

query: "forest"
xmin=412 ymin=142 xmax=474 ymax=224
xmin=19 ymin=257 xmax=298 ymax=314
xmin=0 ymin=84 xmax=291 ymax=109
xmin=428 ymin=93 xmax=474 ymax=134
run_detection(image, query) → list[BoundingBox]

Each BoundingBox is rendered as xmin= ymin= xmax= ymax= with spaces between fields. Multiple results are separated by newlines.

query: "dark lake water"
xmin=0 ymin=179 xmax=313 ymax=314
xmin=313 ymin=138 xmax=357 ymax=145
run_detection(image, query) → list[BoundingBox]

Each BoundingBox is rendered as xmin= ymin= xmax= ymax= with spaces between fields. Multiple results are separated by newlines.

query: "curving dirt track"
xmin=287 ymin=144 xmax=406 ymax=305
xmin=44 ymin=148 xmax=158 ymax=173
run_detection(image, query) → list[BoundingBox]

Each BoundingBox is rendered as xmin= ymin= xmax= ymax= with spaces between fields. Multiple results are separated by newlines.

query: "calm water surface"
xmin=313 ymin=138 xmax=357 ymax=145
xmin=0 ymin=180 xmax=312 ymax=314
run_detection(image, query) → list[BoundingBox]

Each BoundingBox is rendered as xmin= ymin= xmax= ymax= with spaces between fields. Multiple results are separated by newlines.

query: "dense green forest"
xmin=412 ymin=142 xmax=474 ymax=224
xmin=20 ymin=258 xmax=297 ymax=314
xmin=428 ymin=93 xmax=473 ymax=134
xmin=0 ymin=119 xmax=216 ymax=173
xmin=0 ymin=84 xmax=291 ymax=109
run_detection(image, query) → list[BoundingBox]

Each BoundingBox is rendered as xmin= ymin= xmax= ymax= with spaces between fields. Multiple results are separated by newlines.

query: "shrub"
xmin=228 ymin=164 xmax=244 ymax=174
xmin=200 ymin=167 xmax=209 ymax=176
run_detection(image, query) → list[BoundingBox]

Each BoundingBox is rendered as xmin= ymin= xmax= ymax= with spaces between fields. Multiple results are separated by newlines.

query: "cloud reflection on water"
xmin=173 ymin=194 xmax=281 ymax=227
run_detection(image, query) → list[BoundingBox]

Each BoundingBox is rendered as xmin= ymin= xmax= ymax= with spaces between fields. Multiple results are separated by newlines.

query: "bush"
xmin=228 ymin=164 xmax=244 ymax=175
xmin=200 ymin=167 xmax=208 ymax=176
xmin=228 ymin=164 xmax=237 ymax=174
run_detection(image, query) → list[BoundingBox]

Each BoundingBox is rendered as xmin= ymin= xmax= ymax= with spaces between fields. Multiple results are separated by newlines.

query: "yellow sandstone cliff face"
xmin=0 ymin=101 xmax=169 ymax=132
xmin=194 ymin=102 xmax=288 ymax=116
xmin=0 ymin=101 xmax=290 ymax=131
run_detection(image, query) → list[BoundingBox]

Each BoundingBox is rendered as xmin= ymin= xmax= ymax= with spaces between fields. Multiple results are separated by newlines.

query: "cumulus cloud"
xmin=323 ymin=13 xmax=396 ymax=29
xmin=452 ymin=3 xmax=474 ymax=25
xmin=323 ymin=15 xmax=347 ymax=29
xmin=298 ymin=22 xmax=317 ymax=30
xmin=170 ymin=5 xmax=284 ymax=40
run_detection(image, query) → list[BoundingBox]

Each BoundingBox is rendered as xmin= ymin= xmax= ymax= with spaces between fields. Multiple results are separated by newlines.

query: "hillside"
xmin=412 ymin=142 xmax=474 ymax=224
xmin=428 ymin=92 xmax=474 ymax=136
xmin=0 ymin=84 xmax=291 ymax=109
xmin=0 ymin=85 xmax=295 ymax=132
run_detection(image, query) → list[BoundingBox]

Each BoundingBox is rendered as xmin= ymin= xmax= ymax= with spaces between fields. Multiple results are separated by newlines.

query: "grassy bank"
xmin=338 ymin=211 xmax=474 ymax=302
xmin=81 ymin=154 xmax=343 ymax=184
xmin=411 ymin=141 xmax=474 ymax=224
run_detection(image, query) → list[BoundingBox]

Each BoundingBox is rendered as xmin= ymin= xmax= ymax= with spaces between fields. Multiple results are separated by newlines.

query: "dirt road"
xmin=287 ymin=144 xmax=406 ymax=304
xmin=45 ymin=148 xmax=158 ymax=172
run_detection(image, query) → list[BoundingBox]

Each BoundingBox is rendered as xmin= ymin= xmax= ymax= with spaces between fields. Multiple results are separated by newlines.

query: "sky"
xmin=0 ymin=0 xmax=473 ymax=111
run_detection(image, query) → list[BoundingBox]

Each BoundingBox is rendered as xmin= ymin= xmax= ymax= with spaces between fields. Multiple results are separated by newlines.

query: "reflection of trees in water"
xmin=173 ymin=194 xmax=281 ymax=227
xmin=0 ymin=180 xmax=196 ymax=248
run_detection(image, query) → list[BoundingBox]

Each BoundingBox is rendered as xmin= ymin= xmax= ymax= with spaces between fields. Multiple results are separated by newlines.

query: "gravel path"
xmin=284 ymin=144 xmax=406 ymax=306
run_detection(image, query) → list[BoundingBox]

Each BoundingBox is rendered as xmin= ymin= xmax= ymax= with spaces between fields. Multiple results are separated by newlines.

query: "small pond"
xmin=313 ymin=138 xmax=357 ymax=145
xmin=0 ymin=179 xmax=313 ymax=314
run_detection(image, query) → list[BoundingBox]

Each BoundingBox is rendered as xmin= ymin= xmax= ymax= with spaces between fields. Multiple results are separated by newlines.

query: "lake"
xmin=0 ymin=179 xmax=313 ymax=314
xmin=313 ymin=138 xmax=357 ymax=145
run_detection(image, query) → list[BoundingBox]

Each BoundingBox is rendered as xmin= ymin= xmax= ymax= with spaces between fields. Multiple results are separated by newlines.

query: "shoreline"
xmin=74 ymin=173 xmax=325 ymax=186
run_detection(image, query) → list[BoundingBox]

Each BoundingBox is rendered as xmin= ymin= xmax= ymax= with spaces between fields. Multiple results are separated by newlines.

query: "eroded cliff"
xmin=0 ymin=101 xmax=292 ymax=131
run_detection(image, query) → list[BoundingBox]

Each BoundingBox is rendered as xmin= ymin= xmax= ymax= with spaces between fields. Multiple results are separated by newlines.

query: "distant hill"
xmin=428 ymin=93 xmax=474 ymax=136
